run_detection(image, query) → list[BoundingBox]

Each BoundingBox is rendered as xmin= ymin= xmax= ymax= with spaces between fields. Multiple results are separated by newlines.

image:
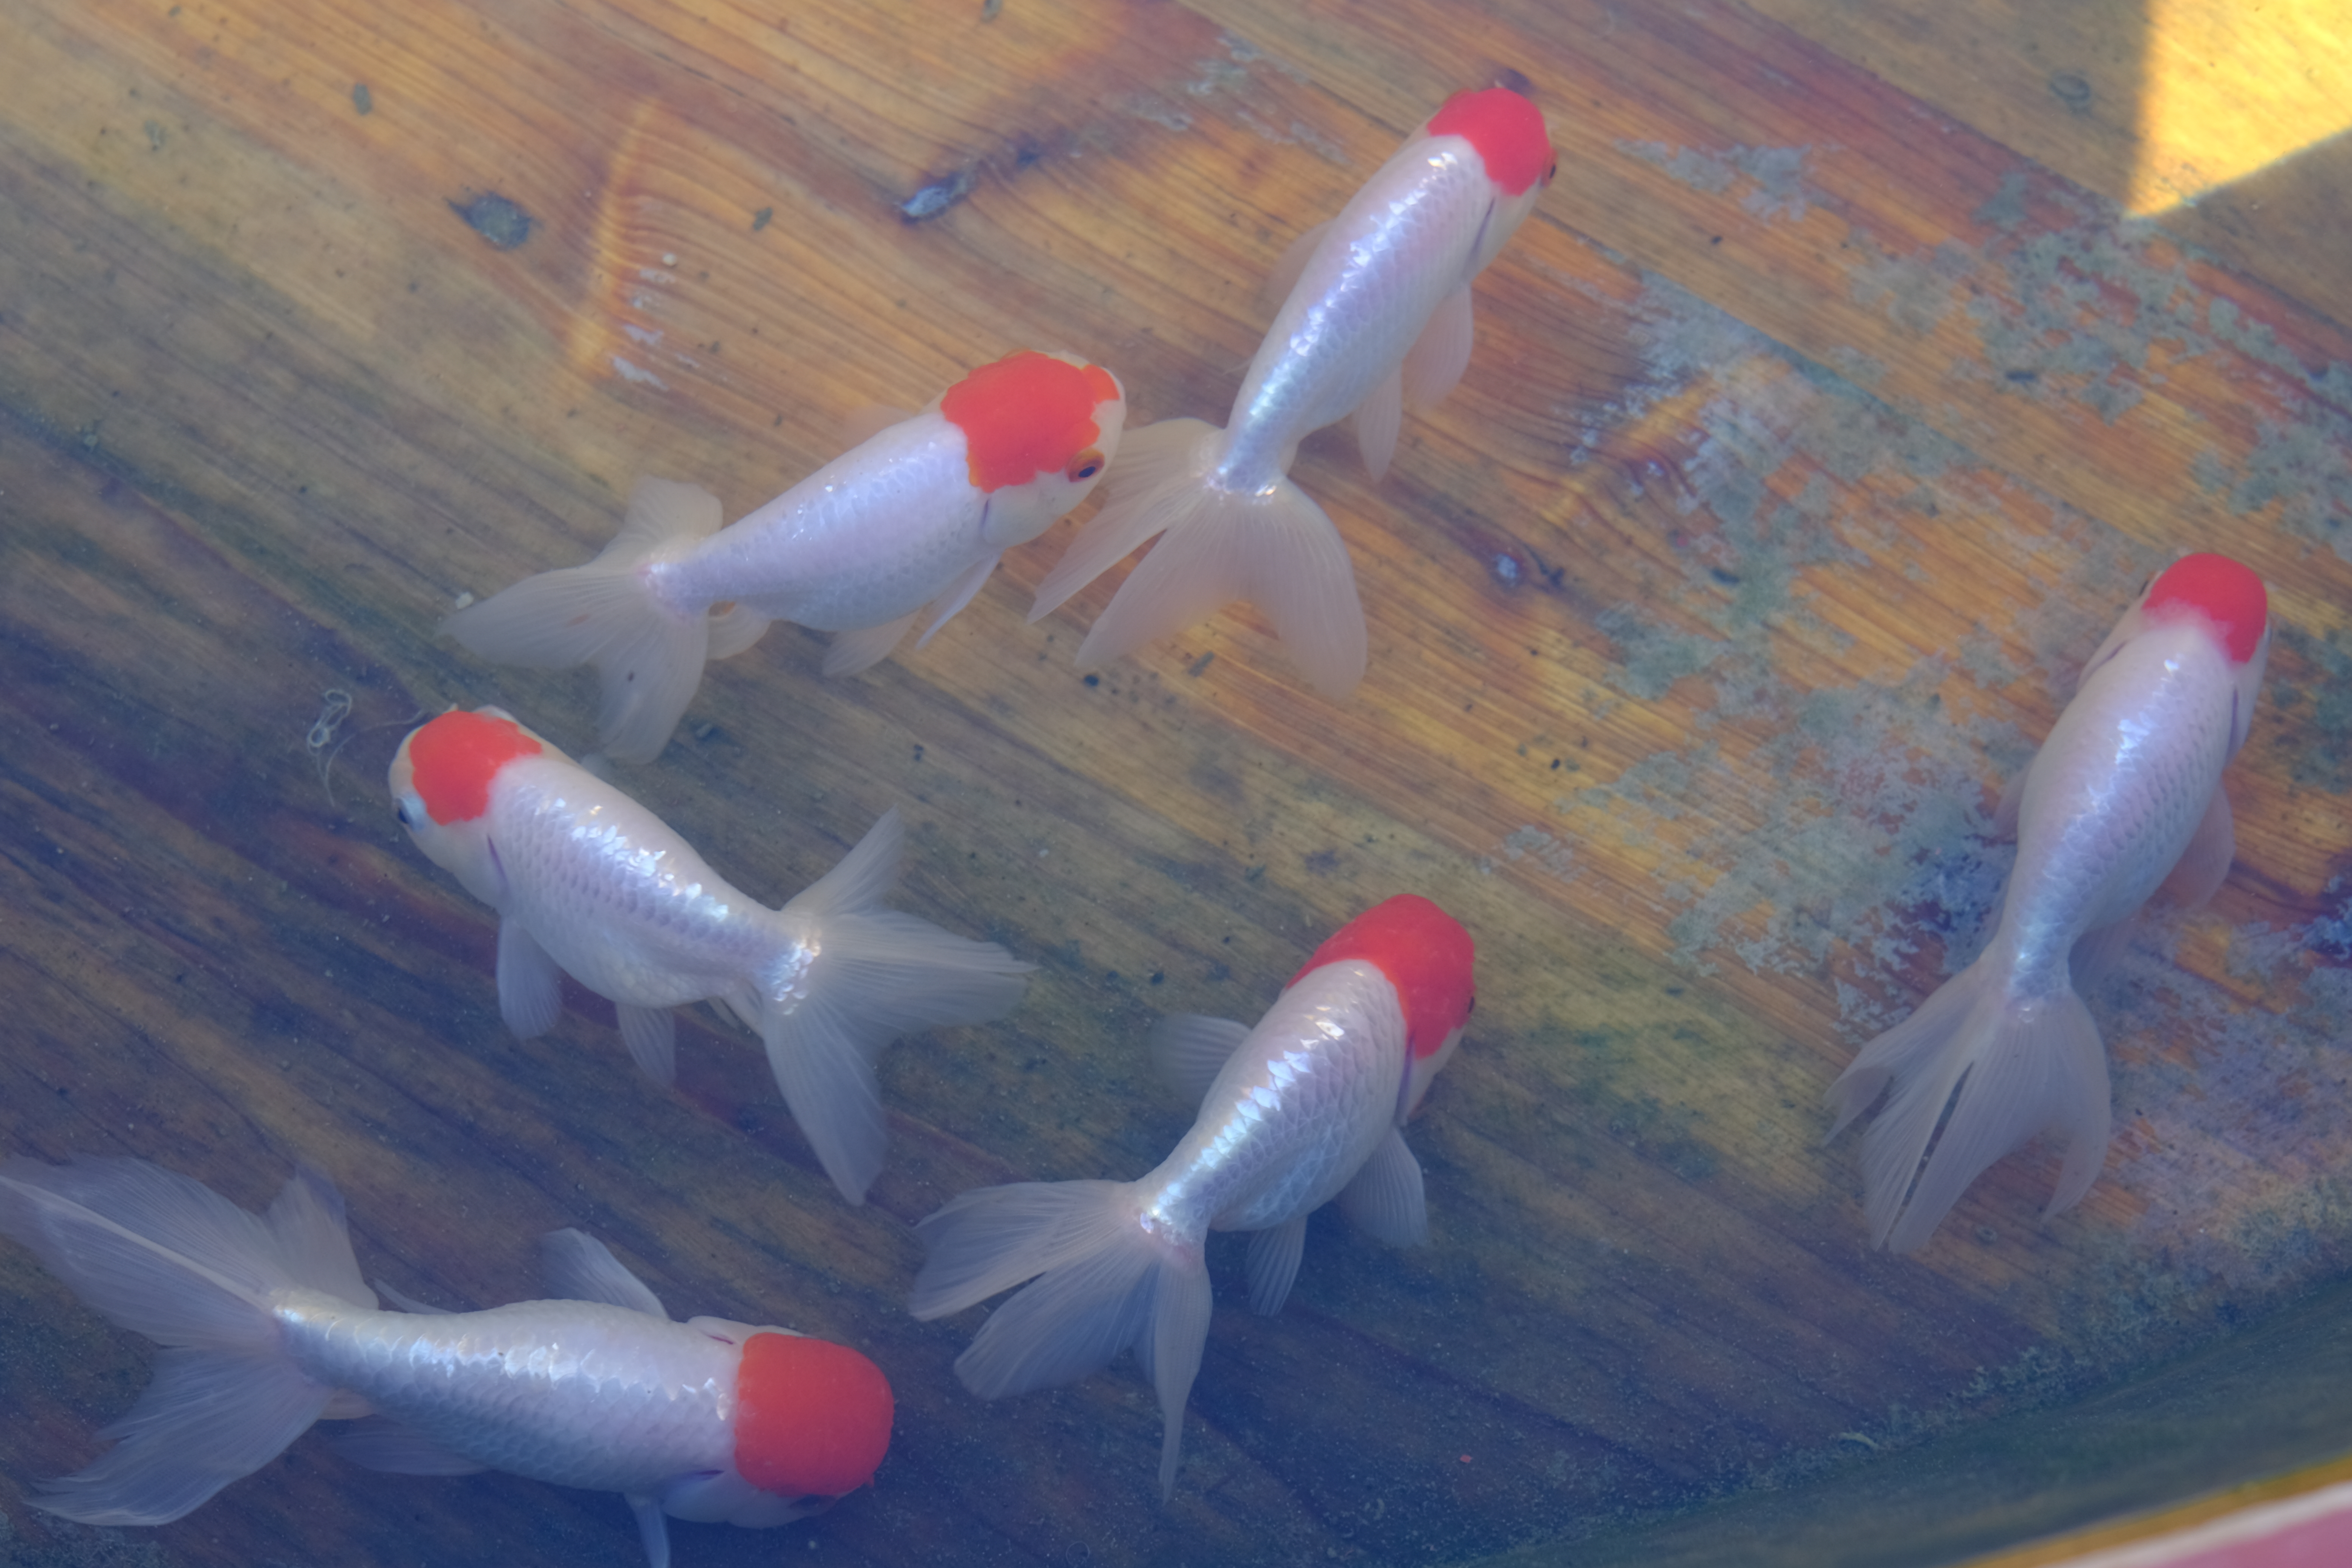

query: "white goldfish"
xmin=910 ymin=895 xmax=1476 ymax=1496
xmin=1828 ymin=553 xmax=2272 ymax=1251
xmin=1027 ymin=86 xmax=1555 ymax=697
xmin=390 ymin=707 xmax=1029 ymax=1204
xmin=445 ymin=349 xmax=1126 ymax=762
xmin=0 ymin=1155 xmax=893 ymax=1567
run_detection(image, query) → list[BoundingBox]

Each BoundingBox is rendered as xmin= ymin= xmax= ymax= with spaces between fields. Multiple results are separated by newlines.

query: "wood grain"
xmin=3 ymin=1 xmax=2350 ymax=1565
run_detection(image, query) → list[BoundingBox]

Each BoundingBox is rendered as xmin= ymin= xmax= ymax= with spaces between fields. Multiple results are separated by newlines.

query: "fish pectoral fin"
xmin=541 ymin=1228 xmax=672 ymax=1319
xmin=1401 ymin=286 xmax=1475 ymax=413
xmin=1351 ymin=368 xmax=1404 ymax=482
xmin=821 ymin=611 xmax=920 ymax=677
xmin=496 ymin=918 xmax=565 ymax=1038
xmin=617 ymin=1004 xmax=679 ymax=1086
xmin=2158 ymin=785 xmax=2236 ymax=911
xmin=334 ymin=1416 xmax=492 ymax=1476
xmin=1147 ymin=1014 xmax=1252 ymax=1106
xmin=914 ymin=554 xmax=1002 ymax=649
xmin=1338 ymin=1128 xmax=1429 ymax=1247
xmin=627 ymin=1491 xmax=674 ymax=1568
xmin=1244 ymin=1215 xmax=1308 ymax=1317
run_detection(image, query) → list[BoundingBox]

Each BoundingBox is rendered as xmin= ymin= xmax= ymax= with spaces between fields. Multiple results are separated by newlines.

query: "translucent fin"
xmin=704 ymin=603 xmax=773 ymax=661
xmin=839 ymin=403 xmax=912 ymax=449
xmin=1991 ymin=759 xmax=2031 ymax=839
xmin=372 ymin=1279 xmax=453 ymax=1315
xmin=497 ymin=917 xmax=564 ymax=1038
xmin=1243 ymin=1216 xmax=1306 ymax=1316
xmin=1148 ymin=1256 xmax=1214 ymax=1500
xmin=909 ymin=1180 xmax=1140 ymax=1319
xmin=1826 ymin=963 xmax=2112 ymax=1252
xmin=1351 ymin=369 xmax=1403 ymax=483
xmin=1148 ymin=1014 xmax=1251 ymax=1106
xmin=0 ymin=1159 xmax=370 ymax=1525
xmin=629 ymin=1492 xmax=674 ymax=1568
xmin=541 ymin=1228 xmax=670 ymax=1318
xmin=1401 ymin=286 xmax=1475 ymax=413
xmin=2069 ymin=917 xmax=2140 ymax=995
xmin=1030 ymin=418 xmax=1224 ymax=621
xmin=759 ymin=808 xmax=1034 ymax=1203
xmin=1337 ymin=1128 xmax=1428 ymax=1246
xmin=822 ymin=612 xmax=918 ymax=677
xmin=913 ymin=555 xmax=1001 ymax=650
xmin=1035 ymin=420 xmax=1366 ymax=697
xmin=2158 ymin=786 xmax=2235 ymax=910
xmin=335 ymin=1417 xmax=493 ymax=1475
xmin=441 ymin=478 xmax=725 ymax=763
xmin=617 ymin=1004 xmax=678 ymax=1086
xmin=1257 ymin=219 xmax=1332 ymax=314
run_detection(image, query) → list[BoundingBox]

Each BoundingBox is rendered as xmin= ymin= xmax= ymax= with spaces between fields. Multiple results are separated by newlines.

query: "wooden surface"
xmin=3 ymin=1 xmax=2350 ymax=1565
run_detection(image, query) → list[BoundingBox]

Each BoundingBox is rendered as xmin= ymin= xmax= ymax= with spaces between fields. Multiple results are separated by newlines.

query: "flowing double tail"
xmin=909 ymin=1180 xmax=1213 ymax=1499
xmin=0 ymin=1157 xmax=375 ymax=1524
xmin=1825 ymin=960 xmax=2112 ymax=1252
xmin=1028 ymin=418 xmax=1367 ymax=699
xmin=443 ymin=478 xmax=769 ymax=764
xmin=758 ymin=807 xmax=1035 ymax=1205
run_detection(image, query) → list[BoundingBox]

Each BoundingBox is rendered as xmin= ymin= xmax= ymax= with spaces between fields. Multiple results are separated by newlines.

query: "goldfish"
xmin=909 ymin=894 xmax=1475 ymax=1496
xmin=390 ymin=707 xmax=1030 ymax=1204
xmin=0 ymin=1155 xmax=893 ymax=1566
xmin=444 ymin=349 xmax=1126 ymax=762
xmin=1026 ymin=86 xmax=1555 ymax=697
xmin=1827 ymin=553 xmax=2272 ymax=1251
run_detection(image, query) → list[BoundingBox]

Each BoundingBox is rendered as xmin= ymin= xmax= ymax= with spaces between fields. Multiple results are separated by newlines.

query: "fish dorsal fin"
xmin=1148 ymin=1014 xmax=1252 ymax=1106
xmin=541 ymin=1228 xmax=671 ymax=1319
xmin=371 ymin=1277 xmax=455 ymax=1315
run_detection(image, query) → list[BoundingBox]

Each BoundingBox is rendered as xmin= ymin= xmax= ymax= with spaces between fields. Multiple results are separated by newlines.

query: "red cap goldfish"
xmin=0 ymin=1155 xmax=893 ymax=1564
xmin=444 ymin=349 xmax=1125 ymax=762
xmin=390 ymin=707 xmax=1031 ymax=1203
xmin=910 ymin=895 xmax=1476 ymax=1497
xmin=1028 ymin=86 xmax=1555 ymax=697
xmin=1828 ymin=553 xmax=2273 ymax=1251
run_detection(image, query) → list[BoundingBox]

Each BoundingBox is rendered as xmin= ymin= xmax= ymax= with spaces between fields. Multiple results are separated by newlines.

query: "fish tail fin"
xmin=1827 ymin=965 xmax=2111 ymax=1253
xmin=1031 ymin=418 xmax=1366 ymax=698
xmin=441 ymin=477 xmax=727 ymax=763
xmin=0 ymin=1158 xmax=377 ymax=1524
xmin=910 ymin=1179 xmax=1212 ymax=1500
xmin=757 ymin=807 xmax=1034 ymax=1204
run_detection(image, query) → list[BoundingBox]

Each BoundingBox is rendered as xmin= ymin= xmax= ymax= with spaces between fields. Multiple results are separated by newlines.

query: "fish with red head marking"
xmin=1029 ymin=85 xmax=1555 ymax=697
xmin=909 ymin=895 xmax=1477 ymax=1498
xmin=389 ymin=706 xmax=1032 ymax=1204
xmin=443 ymin=349 xmax=1126 ymax=762
xmin=1827 ymin=553 xmax=2273 ymax=1251
xmin=0 ymin=1155 xmax=893 ymax=1566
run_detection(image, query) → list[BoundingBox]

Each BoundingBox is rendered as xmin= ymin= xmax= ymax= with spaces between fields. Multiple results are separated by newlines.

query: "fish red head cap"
xmin=1294 ymin=895 xmax=1477 ymax=1117
xmin=2143 ymin=552 xmax=2268 ymax=666
xmin=940 ymin=349 xmax=1125 ymax=495
xmin=390 ymin=708 xmax=545 ymax=827
xmin=733 ymin=1331 xmax=895 ymax=1500
xmin=1427 ymin=86 xmax=1555 ymax=197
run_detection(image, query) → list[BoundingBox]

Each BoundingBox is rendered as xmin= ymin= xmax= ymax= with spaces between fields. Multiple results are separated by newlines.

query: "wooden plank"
xmin=1 ymin=0 xmax=2349 ymax=1565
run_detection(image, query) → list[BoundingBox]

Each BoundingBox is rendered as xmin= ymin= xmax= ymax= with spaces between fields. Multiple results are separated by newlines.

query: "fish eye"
xmin=1464 ymin=995 xmax=1476 ymax=1017
xmin=1545 ymin=158 xmax=1558 ymax=185
xmin=1066 ymin=447 xmax=1104 ymax=482
xmin=394 ymin=800 xmax=413 ymax=827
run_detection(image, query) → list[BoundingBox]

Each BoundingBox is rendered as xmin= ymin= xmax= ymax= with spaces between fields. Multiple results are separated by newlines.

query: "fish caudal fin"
xmin=910 ymin=1179 xmax=1213 ymax=1500
xmin=442 ymin=478 xmax=732 ymax=764
xmin=759 ymin=808 xmax=1034 ymax=1204
xmin=1030 ymin=419 xmax=1367 ymax=698
xmin=0 ymin=1158 xmax=377 ymax=1524
xmin=1826 ymin=963 xmax=2112 ymax=1253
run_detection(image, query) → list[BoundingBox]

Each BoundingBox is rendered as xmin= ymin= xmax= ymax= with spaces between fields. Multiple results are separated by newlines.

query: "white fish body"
xmin=390 ymin=707 xmax=1030 ymax=1204
xmin=444 ymin=350 xmax=1125 ymax=761
xmin=0 ymin=1157 xmax=893 ymax=1566
xmin=1029 ymin=86 xmax=1555 ymax=696
xmin=910 ymin=896 xmax=1476 ymax=1496
xmin=1828 ymin=553 xmax=2272 ymax=1251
